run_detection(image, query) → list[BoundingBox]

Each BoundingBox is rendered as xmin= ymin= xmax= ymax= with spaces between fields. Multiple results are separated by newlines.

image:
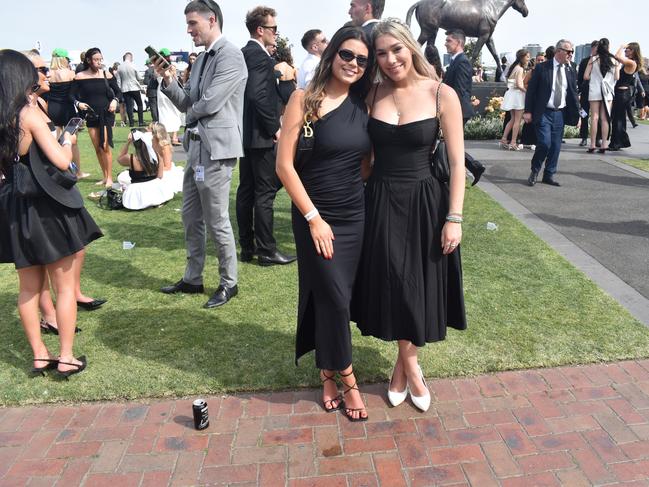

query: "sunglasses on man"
xmin=337 ymin=49 xmax=369 ymax=69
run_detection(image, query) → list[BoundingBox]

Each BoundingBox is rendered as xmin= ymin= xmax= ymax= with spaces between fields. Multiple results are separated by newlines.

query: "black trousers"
xmin=123 ymin=90 xmax=144 ymax=127
xmin=579 ymin=91 xmax=590 ymax=140
xmin=236 ymin=147 xmax=282 ymax=255
xmin=147 ymin=94 xmax=159 ymax=122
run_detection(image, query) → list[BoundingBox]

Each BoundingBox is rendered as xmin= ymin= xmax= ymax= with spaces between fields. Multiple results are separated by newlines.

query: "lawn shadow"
xmin=82 ymin=253 xmax=170 ymax=290
xmin=94 ymin=307 xmax=391 ymax=392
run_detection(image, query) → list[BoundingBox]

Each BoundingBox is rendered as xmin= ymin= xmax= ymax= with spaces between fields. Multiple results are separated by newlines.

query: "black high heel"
xmin=586 ymin=148 xmax=595 ymax=153
xmin=339 ymin=370 xmax=368 ymax=422
xmin=30 ymin=358 xmax=58 ymax=376
xmin=39 ymin=318 xmax=81 ymax=335
xmin=56 ymin=356 xmax=87 ymax=379
xmin=320 ymin=371 xmax=343 ymax=413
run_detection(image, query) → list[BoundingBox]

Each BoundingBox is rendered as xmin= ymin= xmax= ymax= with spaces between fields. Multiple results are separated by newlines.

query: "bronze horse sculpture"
xmin=406 ymin=0 xmax=529 ymax=78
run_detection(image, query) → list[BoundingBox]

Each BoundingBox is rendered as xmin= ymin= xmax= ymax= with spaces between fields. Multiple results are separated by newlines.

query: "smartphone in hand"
xmin=58 ymin=117 xmax=84 ymax=145
xmin=145 ymin=46 xmax=171 ymax=70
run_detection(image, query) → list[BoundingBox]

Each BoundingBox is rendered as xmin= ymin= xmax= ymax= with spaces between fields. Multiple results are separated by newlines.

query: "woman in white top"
xmin=584 ymin=38 xmax=619 ymax=153
xmin=499 ymin=49 xmax=530 ymax=150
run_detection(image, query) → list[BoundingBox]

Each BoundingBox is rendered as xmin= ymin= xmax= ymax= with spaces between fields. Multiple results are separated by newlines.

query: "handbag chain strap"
xmin=432 ymin=82 xmax=444 ymax=153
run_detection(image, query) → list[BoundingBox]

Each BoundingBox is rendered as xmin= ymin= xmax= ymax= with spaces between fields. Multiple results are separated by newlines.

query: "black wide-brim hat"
xmin=29 ymin=144 xmax=84 ymax=209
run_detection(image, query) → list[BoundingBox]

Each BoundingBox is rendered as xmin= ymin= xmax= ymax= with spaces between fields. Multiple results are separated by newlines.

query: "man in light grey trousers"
xmin=155 ymin=0 xmax=247 ymax=308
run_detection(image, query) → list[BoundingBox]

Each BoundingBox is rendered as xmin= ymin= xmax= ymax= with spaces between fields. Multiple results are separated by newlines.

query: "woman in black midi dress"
xmin=277 ymin=27 xmax=373 ymax=422
xmin=353 ymin=21 xmax=467 ymax=412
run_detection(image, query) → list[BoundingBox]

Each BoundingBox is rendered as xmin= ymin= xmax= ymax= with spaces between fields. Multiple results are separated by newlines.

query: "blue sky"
xmin=2 ymin=0 xmax=646 ymax=69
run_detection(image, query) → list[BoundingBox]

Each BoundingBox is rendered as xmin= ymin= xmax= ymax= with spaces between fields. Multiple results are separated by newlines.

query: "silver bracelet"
xmin=446 ymin=215 xmax=463 ymax=223
xmin=304 ymin=208 xmax=319 ymax=222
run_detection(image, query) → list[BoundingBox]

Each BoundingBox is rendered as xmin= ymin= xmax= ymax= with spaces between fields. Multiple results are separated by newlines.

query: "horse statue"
xmin=406 ymin=0 xmax=529 ymax=79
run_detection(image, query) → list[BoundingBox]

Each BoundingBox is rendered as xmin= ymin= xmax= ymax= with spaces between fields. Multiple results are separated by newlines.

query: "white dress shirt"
xmin=547 ymin=58 xmax=567 ymax=109
xmin=297 ymin=53 xmax=320 ymax=89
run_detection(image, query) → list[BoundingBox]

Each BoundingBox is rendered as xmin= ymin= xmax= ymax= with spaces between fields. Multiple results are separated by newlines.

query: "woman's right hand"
xmin=309 ymin=215 xmax=335 ymax=259
xmin=78 ymin=102 xmax=89 ymax=111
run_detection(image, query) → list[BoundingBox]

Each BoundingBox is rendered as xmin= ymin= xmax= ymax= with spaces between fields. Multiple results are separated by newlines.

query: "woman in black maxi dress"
xmin=276 ymin=27 xmax=373 ymax=422
xmin=609 ymin=43 xmax=644 ymax=151
xmin=352 ymin=21 xmax=467 ymax=413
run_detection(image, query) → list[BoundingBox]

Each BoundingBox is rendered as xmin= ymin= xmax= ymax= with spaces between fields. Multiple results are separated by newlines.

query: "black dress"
xmin=70 ymin=75 xmax=120 ymax=147
xmin=48 ymin=81 xmax=77 ymax=127
xmin=353 ymin=118 xmax=467 ymax=345
xmin=0 ymin=143 xmax=102 ymax=269
xmin=610 ymin=69 xmax=636 ymax=150
xmin=293 ymin=96 xmax=370 ymax=370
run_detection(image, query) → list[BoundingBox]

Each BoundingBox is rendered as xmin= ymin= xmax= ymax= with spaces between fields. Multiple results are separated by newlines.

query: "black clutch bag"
xmin=294 ymin=112 xmax=314 ymax=174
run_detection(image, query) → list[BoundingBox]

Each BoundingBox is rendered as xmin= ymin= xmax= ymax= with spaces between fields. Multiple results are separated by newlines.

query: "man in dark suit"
xmin=523 ymin=39 xmax=580 ymax=187
xmin=236 ymin=5 xmax=296 ymax=266
xmin=348 ymin=0 xmax=384 ymax=38
xmin=443 ymin=29 xmax=485 ymax=185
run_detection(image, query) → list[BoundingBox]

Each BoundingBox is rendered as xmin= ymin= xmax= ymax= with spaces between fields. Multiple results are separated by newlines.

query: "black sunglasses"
xmin=36 ymin=66 xmax=49 ymax=75
xmin=559 ymin=48 xmax=574 ymax=55
xmin=337 ymin=49 xmax=369 ymax=68
xmin=261 ymin=25 xmax=278 ymax=34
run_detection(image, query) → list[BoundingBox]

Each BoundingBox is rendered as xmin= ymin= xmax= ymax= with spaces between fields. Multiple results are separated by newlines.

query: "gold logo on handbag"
xmin=302 ymin=113 xmax=313 ymax=138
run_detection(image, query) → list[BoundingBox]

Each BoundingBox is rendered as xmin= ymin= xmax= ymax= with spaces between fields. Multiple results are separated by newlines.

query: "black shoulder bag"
xmin=294 ymin=111 xmax=314 ymax=174
xmin=430 ymin=82 xmax=450 ymax=184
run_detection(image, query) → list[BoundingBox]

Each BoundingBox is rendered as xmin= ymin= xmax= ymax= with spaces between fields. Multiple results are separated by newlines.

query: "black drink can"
xmin=192 ymin=399 xmax=209 ymax=430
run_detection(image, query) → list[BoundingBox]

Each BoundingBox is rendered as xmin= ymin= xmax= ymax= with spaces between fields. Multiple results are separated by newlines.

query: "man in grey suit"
xmin=348 ymin=0 xmax=384 ymax=38
xmin=155 ymin=0 xmax=247 ymax=308
xmin=116 ymin=52 xmax=144 ymax=127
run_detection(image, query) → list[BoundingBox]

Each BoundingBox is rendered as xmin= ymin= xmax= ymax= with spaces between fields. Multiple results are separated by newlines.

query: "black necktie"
xmin=197 ymin=49 xmax=215 ymax=87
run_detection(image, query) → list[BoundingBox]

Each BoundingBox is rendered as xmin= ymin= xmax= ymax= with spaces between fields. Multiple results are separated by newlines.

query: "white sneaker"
xmin=409 ymin=365 xmax=431 ymax=412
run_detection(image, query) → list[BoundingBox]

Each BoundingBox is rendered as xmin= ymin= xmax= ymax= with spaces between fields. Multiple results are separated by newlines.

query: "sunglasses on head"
xmin=337 ymin=49 xmax=369 ymax=69
xmin=36 ymin=66 xmax=49 ymax=75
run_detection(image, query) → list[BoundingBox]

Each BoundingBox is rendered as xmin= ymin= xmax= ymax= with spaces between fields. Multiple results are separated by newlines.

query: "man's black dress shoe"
xmin=542 ymin=177 xmax=561 ymax=187
xmin=160 ymin=279 xmax=204 ymax=294
xmin=258 ymin=250 xmax=297 ymax=266
xmin=579 ymin=139 xmax=587 ymax=147
xmin=204 ymin=285 xmax=238 ymax=308
xmin=77 ymin=299 xmax=107 ymax=311
xmin=527 ymin=170 xmax=538 ymax=186
xmin=240 ymin=248 xmax=256 ymax=263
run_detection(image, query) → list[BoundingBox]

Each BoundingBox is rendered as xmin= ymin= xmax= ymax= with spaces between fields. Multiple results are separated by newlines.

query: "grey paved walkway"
xmin=466 ymin=124 xmax=649 ymax=326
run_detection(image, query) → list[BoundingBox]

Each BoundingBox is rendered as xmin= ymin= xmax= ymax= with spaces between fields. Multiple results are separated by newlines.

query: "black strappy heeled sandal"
xmin=30 ymin=358 xmax=58 ymax=376
xmin=320 ymin=371 xmax=343 ymax=413
xmin=56 ymin=356 xmax=87 ymax=379
xmin=339 ymin=370 xmax=368 ymax=422
xmin=39 ymin=318 xmax=81 ymax=335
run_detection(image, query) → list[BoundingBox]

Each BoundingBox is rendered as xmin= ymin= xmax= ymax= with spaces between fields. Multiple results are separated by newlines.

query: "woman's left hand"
xmin=441 ymin=221 xmax=462 ymax=255
xmin=108 ymin=99 xmax=118 ymax=113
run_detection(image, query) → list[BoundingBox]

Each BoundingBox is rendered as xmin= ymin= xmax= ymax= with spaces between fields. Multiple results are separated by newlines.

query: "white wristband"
xmin=61 ymin=140 xmax=72 ymax=147
xmin=304 ymin=208 xmax=319 ymax=222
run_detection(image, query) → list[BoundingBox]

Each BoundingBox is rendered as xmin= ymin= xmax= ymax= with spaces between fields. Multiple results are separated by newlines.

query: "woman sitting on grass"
xmin=116 ymin=130 xmax=174 ymax=210
xmin=148 ymin=122 xmax=184 ymax=194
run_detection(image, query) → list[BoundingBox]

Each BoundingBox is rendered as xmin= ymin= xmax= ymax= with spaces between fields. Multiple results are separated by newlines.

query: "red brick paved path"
xmin=2 ymin=360 xmax=649 ymax=486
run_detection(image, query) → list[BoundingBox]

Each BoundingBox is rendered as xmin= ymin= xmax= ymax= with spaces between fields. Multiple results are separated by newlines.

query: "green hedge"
xmin=465 ymin=116 xmax=580 ymax=140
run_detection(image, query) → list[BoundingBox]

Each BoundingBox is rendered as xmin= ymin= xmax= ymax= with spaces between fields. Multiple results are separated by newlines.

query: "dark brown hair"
xmin=245 ymin=6 xmax=277 ymax=35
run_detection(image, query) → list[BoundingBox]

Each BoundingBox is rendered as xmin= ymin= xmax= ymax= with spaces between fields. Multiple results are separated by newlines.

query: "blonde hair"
xmin=148 ymin=122 xmax=171 ymax=146
xmin=50 ymin=56 xmax=69 ymax=70
xmin=371 ymin=19 xmax=437 ymax=81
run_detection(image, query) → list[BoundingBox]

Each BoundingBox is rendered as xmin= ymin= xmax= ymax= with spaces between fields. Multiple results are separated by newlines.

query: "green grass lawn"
xmin=620 ymin=158 xmax=649 ymax=172
xmin=2 ymin=124 xmax=649 ymax=406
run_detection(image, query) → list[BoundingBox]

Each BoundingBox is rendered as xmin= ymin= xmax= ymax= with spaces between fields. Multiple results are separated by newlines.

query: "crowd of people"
xmin=1 ymin=0 xmax=642 ymax=419
xmin=496 ymin=38 xmax=645 ymax=185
